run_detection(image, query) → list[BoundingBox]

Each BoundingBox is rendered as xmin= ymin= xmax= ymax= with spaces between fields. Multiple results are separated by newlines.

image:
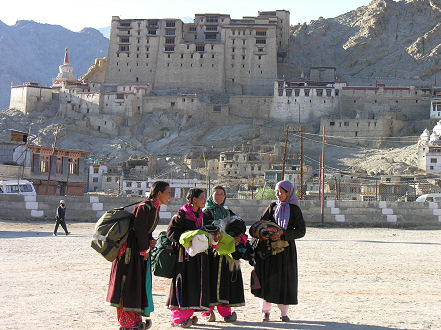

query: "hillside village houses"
xmin=0 ymin=129 xmax=90 ymax=196
xmin=6 ymin=10 xmax=441 ymax=198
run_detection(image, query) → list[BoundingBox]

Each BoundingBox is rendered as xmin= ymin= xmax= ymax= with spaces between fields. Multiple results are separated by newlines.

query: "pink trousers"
xmin=171 ymin=308 xmax=194 ymax=324
xmin=260 ymin=299 xmax=289 ymax=316
xmin=201 ymin=304 xmax=232 ymax=317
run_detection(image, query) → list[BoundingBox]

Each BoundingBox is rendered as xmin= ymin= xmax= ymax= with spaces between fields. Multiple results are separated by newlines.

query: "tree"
xmin=255 ymin=185 xmax=275 ymax=200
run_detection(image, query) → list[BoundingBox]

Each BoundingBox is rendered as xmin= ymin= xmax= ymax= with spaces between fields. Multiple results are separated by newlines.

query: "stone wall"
xmin=340 ymin=86 xmax=432 ymax=120
xmin=10 ymin=85 xmax=53 ymax=114
xmin=1 ymin=194 xmax=440 ymax=228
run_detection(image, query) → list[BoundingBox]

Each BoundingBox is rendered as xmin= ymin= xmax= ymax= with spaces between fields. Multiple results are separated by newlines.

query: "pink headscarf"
xmin=274 ymin=180 xmax=299 ymax=229
xmin=180 ymin=203 xmax=203 ymax=228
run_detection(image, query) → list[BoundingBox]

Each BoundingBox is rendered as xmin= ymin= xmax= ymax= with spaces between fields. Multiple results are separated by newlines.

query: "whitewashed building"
xmin=418 ymin=121 xmax=441 ymax=173
xmin=88 ymin=163 xmax=108 ymax=192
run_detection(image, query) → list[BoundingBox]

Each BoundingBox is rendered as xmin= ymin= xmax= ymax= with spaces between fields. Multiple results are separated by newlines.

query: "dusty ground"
xmin=0 ymin=221 xmax=440 ymax=330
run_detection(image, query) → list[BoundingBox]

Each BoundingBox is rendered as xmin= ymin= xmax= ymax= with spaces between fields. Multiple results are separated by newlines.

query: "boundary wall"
xmin=1 ymin=195 xmax=441 ymax=227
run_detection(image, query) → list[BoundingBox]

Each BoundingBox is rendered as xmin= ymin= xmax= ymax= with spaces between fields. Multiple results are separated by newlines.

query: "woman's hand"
xmin=270 ymin=231 xmax=283 ymax=241
xmin=213 ymin=229 xmax=222 ymax=242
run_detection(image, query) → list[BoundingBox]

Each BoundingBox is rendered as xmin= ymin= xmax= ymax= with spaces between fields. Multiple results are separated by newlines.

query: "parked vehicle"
xmin=0 ymin=180 xmax=36 ymax=195
xmin=415 ymin=193 xmax=441 ymax=202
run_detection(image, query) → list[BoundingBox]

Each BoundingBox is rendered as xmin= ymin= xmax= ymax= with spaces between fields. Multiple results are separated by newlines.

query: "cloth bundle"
xmin=187 ymin=234 xmax=209 ymax=257
xmin=249 ymin=220 xmax=283 ymax=240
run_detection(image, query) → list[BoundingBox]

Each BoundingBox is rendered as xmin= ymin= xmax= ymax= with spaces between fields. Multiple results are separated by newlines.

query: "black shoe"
xmin=53 ymin=233 xmax=57 ymax=236
xmin=66 ymin=232 xmax=70 ymax=236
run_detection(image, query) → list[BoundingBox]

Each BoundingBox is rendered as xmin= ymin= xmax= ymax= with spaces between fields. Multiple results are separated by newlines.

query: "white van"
xmin=0 ymin=180 xmax=36 ymax=196
xmin=415 ymin=193 xmax=441 ymax=202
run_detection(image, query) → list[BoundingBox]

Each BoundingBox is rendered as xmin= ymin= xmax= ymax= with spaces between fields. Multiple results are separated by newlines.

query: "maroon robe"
xmin=106 ymin=200 xmax=159 ymax=314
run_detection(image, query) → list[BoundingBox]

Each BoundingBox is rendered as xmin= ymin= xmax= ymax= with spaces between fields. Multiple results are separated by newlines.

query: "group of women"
xmin=106 ymin=179 xmax=306 ymax=329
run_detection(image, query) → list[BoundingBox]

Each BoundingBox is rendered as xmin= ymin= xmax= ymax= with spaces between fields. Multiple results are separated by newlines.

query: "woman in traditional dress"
xmin=201 ymin=186 xmax=246 ymax=323
xmin=166 ymin=188 xmax=220 ymax=328
xmin=250 ymin=180 xmax=306 ymax=322
xmin=107 ymin=181 xmax=171 ymax=330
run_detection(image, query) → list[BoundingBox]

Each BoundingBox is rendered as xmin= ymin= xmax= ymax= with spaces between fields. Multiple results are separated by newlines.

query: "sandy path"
xmin=0 ymin=221 xmax=440 ymax=329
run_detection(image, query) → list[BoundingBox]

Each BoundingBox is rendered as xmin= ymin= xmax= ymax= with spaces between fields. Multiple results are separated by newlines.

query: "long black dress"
xmin=203 ymin=209 xmax=245 ymax=307
xmin=166 ymin=209 xmax=211 ymax=311
xmin=251 ymin=202 xmax=306 ymax=305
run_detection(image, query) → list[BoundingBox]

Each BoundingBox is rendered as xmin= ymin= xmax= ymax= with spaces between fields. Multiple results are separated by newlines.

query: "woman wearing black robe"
xmin=250 ymin=180 xmax=306 ymax=322
xmin=201 ymin=186 xmax=245 ymax=322
xmin=166 ymin=188 xmax=219 ymax=328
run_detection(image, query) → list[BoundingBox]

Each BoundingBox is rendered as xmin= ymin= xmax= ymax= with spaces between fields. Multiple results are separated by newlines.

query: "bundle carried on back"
xmin=91 ymin=201 xmax=142 ymax=262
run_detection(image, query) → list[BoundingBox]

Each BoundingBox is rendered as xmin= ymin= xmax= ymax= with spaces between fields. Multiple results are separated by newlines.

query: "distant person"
xmin=107 ymin=181 xmax=171 ymax=330
xmin=53 ymin=200 xmax=70 ymax=236
xmin=250 ymin=180 xmax=306 ymax=322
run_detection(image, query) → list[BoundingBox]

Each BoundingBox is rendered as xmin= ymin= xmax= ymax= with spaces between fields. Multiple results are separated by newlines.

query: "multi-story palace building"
xmin=104 ymin=11 xmax=290 ymax=96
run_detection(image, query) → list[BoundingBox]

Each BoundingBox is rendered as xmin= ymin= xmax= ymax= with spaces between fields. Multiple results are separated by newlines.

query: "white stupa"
xmin=52 ymin=48 xmax=75 ymax=86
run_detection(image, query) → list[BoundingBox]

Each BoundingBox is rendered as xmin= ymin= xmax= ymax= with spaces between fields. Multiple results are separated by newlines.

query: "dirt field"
xmin=0 ymin=220 xmax=440 ymax=330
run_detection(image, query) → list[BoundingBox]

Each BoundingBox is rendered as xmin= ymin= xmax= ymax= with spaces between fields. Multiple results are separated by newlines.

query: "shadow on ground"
xmin=190 ymin=320 xmax=404 ymax=329
xmin=0 ymin=231 xmax=74 ymax=238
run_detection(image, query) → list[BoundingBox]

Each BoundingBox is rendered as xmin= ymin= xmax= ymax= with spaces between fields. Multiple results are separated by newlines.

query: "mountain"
xmin=284 ymin=0 xmax=441 ymax=85
xmin=98 ymin=26 xmax=111 ymax=38
xmin=0 ymin=20 xmax=108 ymax=109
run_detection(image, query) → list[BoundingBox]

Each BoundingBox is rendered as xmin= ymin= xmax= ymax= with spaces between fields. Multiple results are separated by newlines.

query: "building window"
xmin=316 ymin=89 xmax=323 ymax=96
xmin=330 ymin=122 xmax=335 ymax=126
xmin=165 ymin=29 xmax=175 ymax=35
xmin=69 ymin=158 xmax=79 ymax=175
xmin=40 ymin=156 xmax=49 ymax=173
xmin=93 ymin=177 xmax=98 ymax=183
xmin=344 ymin=122 xmax=349 ymax=126
xmin=166 ymin=21 xmax=175 ymax=27
xmin=213 ymin=106 xmax=221 ymax=112
xmin=256 ymin=38 xmax=266 ymax=44
xmin=256 ymin=30 xmax=267 ymax=36
xmin=304 ymin=89 xmax=310 ymax=97
xmin=106 ymin=177 xmax=112 ymax=182
xmin=126 ymin=181 xmax=132 ymax=187
xmin=94 ymin=167 xmax=99 ymax=174
xmin=165 ymin=37 xmax=175 ymax=44
xmin=431 ymin=158 xmax=437 ymax=163
xmin=164 ymin=46 xmax=174 ymax=52
xmin=196 ymin=45 xmax=205 ymax=52
xmin=56 ymin=157 xmax=63 ymax=174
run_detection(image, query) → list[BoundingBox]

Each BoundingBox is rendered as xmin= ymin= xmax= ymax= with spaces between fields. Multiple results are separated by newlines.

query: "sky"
xmin=1 ymin=0 xmax=376 ymax=32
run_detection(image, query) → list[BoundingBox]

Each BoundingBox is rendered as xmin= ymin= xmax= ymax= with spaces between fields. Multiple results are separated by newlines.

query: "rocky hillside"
xmin=284 ymin=0 xmax=441 ymax=84
xmin=0 ymin=20 xmax=108 ymax=109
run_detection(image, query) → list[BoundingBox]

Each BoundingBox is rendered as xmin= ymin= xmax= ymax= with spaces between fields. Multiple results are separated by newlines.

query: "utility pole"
xmin=203 ymin=151 xmax=208 ymax=193
xmin=321 ymin=125 xmax=325 ymax=224
xmin=282 ymin=125 xmax=289 ymax=179
xmin=281 ymin=125 xmax=304 ymax=197
xmin=46 ymin=126 xmax=59 ymax=194
xmin=300 ymin=126 xmax=303 ymax=199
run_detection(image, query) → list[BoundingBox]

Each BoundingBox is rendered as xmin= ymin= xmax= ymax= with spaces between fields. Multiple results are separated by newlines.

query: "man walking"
xmin=53 ymin=200 xmax=70 ymax=236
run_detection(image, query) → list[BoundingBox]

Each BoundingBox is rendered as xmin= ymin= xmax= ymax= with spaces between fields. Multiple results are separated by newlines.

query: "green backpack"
xmin=91 ymin=201 xmax=143 ymax=262
xmin=151 ymin=231 xmax=178 ymax=278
